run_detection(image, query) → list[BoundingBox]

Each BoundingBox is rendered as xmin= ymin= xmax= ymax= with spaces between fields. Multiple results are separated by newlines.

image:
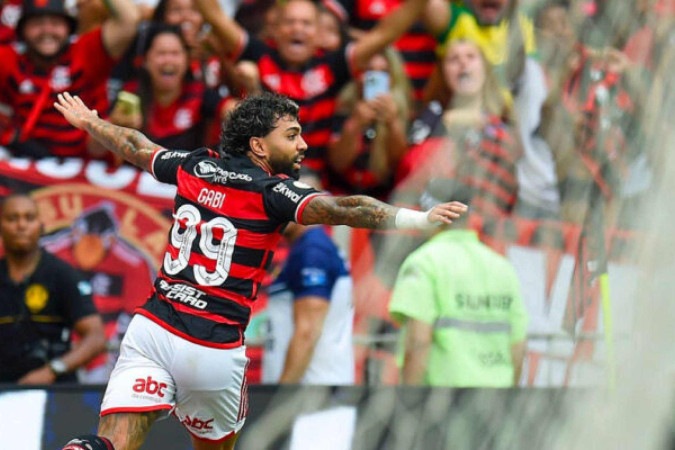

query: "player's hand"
xmin=54 ymin=92 xmax=99 ymax=130
xmin=426 ymin=201 xmax=468 ymax=225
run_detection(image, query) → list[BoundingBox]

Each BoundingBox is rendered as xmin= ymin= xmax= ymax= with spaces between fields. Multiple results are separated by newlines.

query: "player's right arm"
xmin=301 ymin=194 xmax=467 ymax=230
xmin=54 ymin=92 xmax=162 ymax=173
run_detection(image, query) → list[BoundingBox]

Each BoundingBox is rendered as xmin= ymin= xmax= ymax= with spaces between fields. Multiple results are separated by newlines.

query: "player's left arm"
xmin=301 ymin=194 xmax=467 ymax=230
xmin=54 ymin=92 xmax=163 ymax=172
xmin=279 ymin=296 xmax=330 ymax=383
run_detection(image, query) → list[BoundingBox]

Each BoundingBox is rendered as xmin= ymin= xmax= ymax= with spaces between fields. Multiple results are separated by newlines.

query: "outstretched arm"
xmin=301 ymin=194 xmax=467 ymax=229
xmin=194 ymin=0 xmax=246 ymax=57
xmin=422 ymin=0 xmax=452 ymax=37
xmin=54 ymin=93 xmax=161 ymax=172
xmin=101 ymin=0 xmax=142 ymax=59
xmin=352 ymin=0 xmax=430 ymax=71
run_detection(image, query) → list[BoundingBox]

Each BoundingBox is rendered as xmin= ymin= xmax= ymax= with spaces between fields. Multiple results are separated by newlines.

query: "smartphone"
xmin=363 ymin=70 xmax=390 ymax=101
xmin=115 ymin=91 xmax=141 ymax=116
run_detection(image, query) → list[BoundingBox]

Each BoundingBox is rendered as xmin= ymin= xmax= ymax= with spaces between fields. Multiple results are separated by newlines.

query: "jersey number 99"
xmin=163 ymin=204 xmax=238 ymax=286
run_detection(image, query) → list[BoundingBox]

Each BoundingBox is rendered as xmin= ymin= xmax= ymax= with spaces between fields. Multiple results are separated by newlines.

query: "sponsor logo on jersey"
xmin=272 ymin=182 xmax=301 ymax=203
xmin=132 ymin=376 xmax=168 ymax=399
xmin=182 ymin=415 xmax=215 ymax=432
xmin=194 ymin=161 xmax=253 ymax=184
xmin=160 ymin=150 xmax=189 ymax=160
xmin=194 ymin=160 xmax=219 ymax=178
xmin=159 ymin=280 xmax=208 ymax=309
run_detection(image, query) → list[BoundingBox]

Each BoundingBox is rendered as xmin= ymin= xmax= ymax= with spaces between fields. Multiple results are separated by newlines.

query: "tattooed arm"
xmin=55 ymin=92 xmax=160 ymax=172
xmin=301 ymin=195 xmax=467 ymax=229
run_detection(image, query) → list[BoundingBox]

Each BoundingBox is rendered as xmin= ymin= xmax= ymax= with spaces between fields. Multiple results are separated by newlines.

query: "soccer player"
xmin=54 ymin=91 xmax=467 ymax=450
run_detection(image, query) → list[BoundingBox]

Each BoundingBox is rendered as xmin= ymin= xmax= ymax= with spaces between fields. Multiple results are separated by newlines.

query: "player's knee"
xmin=62 ymin=434 xmax=115 ymax=450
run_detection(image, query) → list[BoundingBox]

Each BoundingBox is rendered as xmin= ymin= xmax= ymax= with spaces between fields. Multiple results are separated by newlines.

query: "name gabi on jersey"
xmin=272 ymin=182 xmax=301 ymax=203
xmin=198 ymin=188 xmax=225 ymax=208
xmin=194 ymin=160 xmax=252 ymax=184
xmin=159 ymin=280 xmax=208 ymax=309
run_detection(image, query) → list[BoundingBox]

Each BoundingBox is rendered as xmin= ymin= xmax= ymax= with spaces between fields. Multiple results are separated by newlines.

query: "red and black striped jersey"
xmin=140 ymin=147 xmax=323 ymax=348
xmin=0 ymin=29 xmax=115 ymax=158
xmin=327 ymin=113 xmax=395 ymax=200
xmin=398 ymin=103 xmax=521 ymax=216
xmin=231 ymin=34 xmax=356 ymax=176
xmin=324 ymin=0 xmax=437 ymax=104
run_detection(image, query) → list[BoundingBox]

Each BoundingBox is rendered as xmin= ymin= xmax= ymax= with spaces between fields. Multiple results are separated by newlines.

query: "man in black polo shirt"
xmin=0 ymin=193 xmax=106 ymax=384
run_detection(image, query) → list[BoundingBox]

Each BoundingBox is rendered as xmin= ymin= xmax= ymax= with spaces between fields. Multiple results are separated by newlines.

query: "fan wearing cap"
xmin=0 ymin=0 xmax=140 ymax=159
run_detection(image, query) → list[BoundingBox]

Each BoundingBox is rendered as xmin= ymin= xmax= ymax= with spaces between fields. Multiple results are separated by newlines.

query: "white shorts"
xmin=100 ymin=315 xmax=249 ymax=442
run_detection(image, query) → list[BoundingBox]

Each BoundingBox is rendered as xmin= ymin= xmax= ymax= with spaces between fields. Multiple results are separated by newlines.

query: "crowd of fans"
xmin=0 ymin=0 xmax=666 ymax=222
xmin=0 ymin=0 xmax=670 ymax=384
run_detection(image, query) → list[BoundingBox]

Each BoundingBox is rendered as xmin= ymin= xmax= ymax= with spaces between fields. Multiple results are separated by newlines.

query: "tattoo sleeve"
xmin=84 ymin=118 xmax=159 ymax=172
xmin=301 ymin=195 xmax=398 ymax=229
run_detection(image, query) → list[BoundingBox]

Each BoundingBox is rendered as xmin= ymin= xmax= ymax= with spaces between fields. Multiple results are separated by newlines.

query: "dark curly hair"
xmin=219 ymin=92 xmax=300 ymax=156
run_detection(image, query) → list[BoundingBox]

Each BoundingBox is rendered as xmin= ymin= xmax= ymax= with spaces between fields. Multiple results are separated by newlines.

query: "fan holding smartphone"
xmin=327 ymin=49 xmax=412 ymax=199
xmin=363 ymin=70 xmax=391 ymax=101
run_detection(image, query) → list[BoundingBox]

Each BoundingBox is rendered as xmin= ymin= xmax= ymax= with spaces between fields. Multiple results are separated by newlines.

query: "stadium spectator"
xmin=423 ymin=0 xmax=536 ymax=93
xmin=194 ymin=0 xmax=432 ymax=186
xmin=0 ymin=0 xmax=140 ymax=159
xmin=41 ymin=202 xmax=156 ymax=384
xmin=317 ymin=2 xmax=348 ymax=52
xmin=109 ymin=0 xmax=224 ymax=99
xmin=0 ymin=193 xmax=106 ymax=384
xmin=422 ymin=0 xmax=561 ymax=219
xmin=54 ymin=91 xmax=467 ymax=450
xmin=396 ymin=38 xmax=521 ymax=217
xmin=262 ymin=221 xmax=354 ymax=385
xmin=537 ymin=12 xmax=644 ymax=227
xmin=368 ymin=37 xmax=520 ymax=298
xmin=327 ymin=47 xmax=412 ymax=199
xmin=109 ymin=24 xmax=235 ymax=151
xmin=322 ymin=0 xmax=438 ymax=114
xmin=623 ymin=0 xmax=675 ymax=72
xmin=533 ymin=0 xmax=576 ymax=87
xmin=389 ymin=180 xmax=528 ymax=387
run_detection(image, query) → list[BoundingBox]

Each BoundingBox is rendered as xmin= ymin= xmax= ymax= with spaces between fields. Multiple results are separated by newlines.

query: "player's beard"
xmin=269 ymin=154 xmax=300 ymax=179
